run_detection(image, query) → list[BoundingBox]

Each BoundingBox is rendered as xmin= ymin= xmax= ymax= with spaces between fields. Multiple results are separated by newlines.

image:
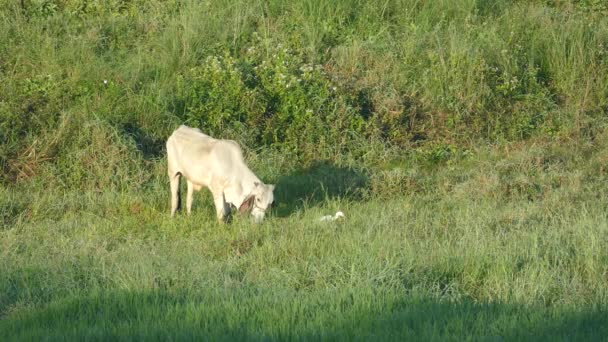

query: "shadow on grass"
xmin=122 ymin=123 xmax=165 ymax=160
xmin=273 ymin=161 xmax=369 ymax=217
xmin=1 ymin=289 xmax=606 ymax=341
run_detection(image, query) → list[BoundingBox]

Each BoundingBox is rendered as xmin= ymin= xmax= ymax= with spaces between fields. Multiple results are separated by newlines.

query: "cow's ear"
xmin=268 ymin=184 xmax=275 ymax=191
xmin=239 ymin=195 xmax=255 ymax=214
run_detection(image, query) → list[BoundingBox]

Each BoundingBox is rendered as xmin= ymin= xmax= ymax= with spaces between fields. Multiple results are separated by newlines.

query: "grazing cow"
xmin=166 ymin=125 xmax=275 ymax=223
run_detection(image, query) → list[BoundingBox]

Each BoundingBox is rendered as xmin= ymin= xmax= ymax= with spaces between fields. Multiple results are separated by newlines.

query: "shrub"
xmin=175 ymin=40 xmax=367 ymax=158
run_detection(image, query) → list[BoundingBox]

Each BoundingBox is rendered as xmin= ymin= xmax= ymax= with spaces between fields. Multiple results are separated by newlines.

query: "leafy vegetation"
xmin=1 ymin=0 xmax=608 ymax=340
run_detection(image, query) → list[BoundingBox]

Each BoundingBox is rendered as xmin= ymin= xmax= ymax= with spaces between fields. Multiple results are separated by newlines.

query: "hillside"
xmin=1 ymin=1 xmax=608 ymax=340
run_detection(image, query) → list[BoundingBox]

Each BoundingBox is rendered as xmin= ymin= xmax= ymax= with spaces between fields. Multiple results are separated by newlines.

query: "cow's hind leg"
xmin=169 ymin=172 xmax=181 ymax=217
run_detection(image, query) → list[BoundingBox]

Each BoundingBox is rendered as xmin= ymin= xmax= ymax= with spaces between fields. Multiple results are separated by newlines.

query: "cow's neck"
xmin=239 ymin=174 xmax=260 ymax=199
xmin=226 ymin=169 xmax=261 ymax=208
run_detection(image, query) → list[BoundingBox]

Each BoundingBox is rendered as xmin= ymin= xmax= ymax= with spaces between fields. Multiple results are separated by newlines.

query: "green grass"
xmin=2 ymin=140 xmax=608 ymax=339
xmin=1 ymin=191 xmax=607 ymax=340
xmin=2 ymin=0 xmax=608 ymax=340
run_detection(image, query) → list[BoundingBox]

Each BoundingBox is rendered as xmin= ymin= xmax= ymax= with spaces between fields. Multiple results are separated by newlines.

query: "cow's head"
xmin=239 ymin=182 xmax=275 ymax=223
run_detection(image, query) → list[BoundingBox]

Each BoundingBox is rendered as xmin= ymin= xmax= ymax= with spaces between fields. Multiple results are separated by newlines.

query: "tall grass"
xmin=2 ymin=0 xmax=607 ymax=182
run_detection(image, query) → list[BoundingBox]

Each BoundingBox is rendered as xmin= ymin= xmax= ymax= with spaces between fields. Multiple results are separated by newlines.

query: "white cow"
xmin=166 ymin=125 xmax=275 ymax=223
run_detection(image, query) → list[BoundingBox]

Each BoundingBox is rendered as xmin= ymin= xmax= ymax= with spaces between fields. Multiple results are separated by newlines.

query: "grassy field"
xmin=2 ymin=0 xmax=608 ymax=340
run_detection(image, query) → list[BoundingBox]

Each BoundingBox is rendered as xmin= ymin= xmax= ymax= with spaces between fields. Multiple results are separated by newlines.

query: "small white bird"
xmin=320 ymin=211 xmax=345 ymax=222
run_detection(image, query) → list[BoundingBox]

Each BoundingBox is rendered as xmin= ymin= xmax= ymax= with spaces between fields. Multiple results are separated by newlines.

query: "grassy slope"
xmin=1 ymin=0 xmax=608 ymax=340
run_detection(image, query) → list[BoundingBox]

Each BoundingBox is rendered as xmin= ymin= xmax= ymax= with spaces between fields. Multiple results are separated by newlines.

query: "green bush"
xmin=175 ymin=41 xmax=367 ymax=157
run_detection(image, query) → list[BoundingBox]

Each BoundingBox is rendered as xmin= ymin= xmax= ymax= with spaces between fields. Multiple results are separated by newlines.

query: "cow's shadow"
xmin=272 ymin=161 xmax=369 ymax=217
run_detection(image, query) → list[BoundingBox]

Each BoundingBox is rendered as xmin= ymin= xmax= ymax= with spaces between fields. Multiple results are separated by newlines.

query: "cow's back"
xmin=166 ymin=125 xmax=248 ymax=186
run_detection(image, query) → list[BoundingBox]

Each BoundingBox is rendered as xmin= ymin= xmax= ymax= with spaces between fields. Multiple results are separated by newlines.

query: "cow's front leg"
xmin=186 ymin=180 xmax=195 ymax=215
xmin=212 ymin=192 xmax=229 ymax=223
